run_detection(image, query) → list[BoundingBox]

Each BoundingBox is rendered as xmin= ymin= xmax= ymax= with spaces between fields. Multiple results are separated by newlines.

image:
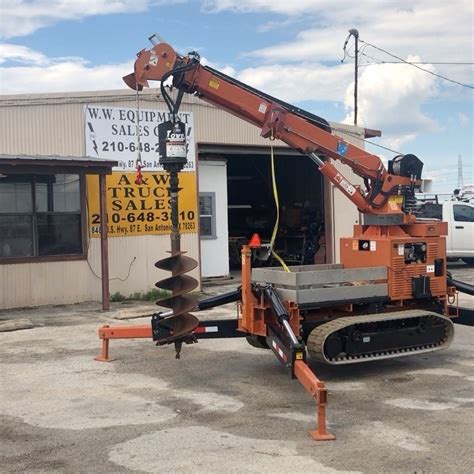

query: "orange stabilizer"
xmin=293 ymin=360 xmax=335 ymax=441
xmin=94 ymin=324 xmax=152 ymax=361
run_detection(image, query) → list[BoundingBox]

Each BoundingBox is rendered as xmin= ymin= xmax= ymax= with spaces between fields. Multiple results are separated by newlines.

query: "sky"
xmin=0 ymin=0 xmax=473 ymax=193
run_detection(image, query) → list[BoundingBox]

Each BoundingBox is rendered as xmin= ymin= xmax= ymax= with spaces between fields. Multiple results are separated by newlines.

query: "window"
xmin=453 ymin=204 xmax=474 ymax=223
xmin=0 ymin=174 xmax=84 ymax=261
xmin=199 ymin=192 xmax=216 ymax=239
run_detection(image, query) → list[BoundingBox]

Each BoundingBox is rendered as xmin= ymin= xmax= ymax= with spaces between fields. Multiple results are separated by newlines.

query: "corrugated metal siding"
xmin=0 ymin=90 xmax=286 ymax=153
xmin=325 ymin=122 xmax=365 ymax=262
xmin=0 ymin=234 xmax=200 ymax=309
xmin=0 ymin=260 xmax=99 ymax=308
xmin=0 ymin=89 xmax=367 ymax=308
xmin=1 ymin=104 xmax=85 ymax=156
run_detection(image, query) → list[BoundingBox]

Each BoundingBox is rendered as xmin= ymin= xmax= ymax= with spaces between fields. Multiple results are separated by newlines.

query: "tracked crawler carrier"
xmin=250 ymin=264 xmax=454 ymax=365
xmin=95 ymin=34 xmax=473 ymax=442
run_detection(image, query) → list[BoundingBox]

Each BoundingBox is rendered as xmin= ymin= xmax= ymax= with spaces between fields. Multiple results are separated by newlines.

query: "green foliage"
xmin=110 ymin=288 xmax=203 ymax=303
xmin=111 ymin=288 xmax=170 ymax=302
xmin=110 ymin=292 xmax=126 ymax=302
xmin=140 ymin=288 xmax=170 ymax=301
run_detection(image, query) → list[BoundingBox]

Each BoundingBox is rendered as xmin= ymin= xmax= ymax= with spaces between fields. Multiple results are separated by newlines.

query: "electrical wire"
xmin=84 ymin=181 xmax=136 ymax=282
xmin=359 ymin=39 xmax=474 ymax=89
xmin=330 ymin=128 xmax=403 ymax=155
xmin=359 ymin=61 xmax=474 ymax=67
xmin=269 ymin=141 xmax=290 ymax=273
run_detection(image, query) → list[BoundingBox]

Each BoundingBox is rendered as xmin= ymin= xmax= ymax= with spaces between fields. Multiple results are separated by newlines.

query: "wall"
xmin=0 ymin=234 xmax=199 ymax=308
xmin=0 ymin=91 xmax=207 ymax=308
xmin=326 ymin=122 xmax=365 ymax=263
xmin=0 ymin=90 xmax=368 ymax=307
xmin=198 ymin=160 xmax=229 ymax=278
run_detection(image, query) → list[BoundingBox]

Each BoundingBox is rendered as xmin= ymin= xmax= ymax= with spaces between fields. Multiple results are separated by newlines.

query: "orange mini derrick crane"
xmin=95 ymin=35 xmax=470 ymax=441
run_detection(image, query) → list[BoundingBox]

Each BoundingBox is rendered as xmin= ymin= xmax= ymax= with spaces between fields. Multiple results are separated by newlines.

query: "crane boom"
xmin=124 ymin=40 xmax=424 ymax=225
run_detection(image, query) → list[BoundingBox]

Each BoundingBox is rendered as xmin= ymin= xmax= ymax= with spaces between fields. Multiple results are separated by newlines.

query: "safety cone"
xmin=249 ymin=233 xmax=261 ymax=248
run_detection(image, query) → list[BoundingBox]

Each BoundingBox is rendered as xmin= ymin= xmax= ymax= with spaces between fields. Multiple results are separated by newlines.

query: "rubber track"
xmin=245 ymin=335 xmax=269 ymax=350
xmin=307 ymin=310 xmax=454 ymax=365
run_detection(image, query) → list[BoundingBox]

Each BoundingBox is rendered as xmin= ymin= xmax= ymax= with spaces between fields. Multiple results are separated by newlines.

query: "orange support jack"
xmin=294 ymin=359 xmax=335 ymax=441
xmin=94 ymin=324 xmax=153 ymax=362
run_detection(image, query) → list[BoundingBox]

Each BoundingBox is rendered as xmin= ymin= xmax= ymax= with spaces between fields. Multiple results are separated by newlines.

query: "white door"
xmin=198 ymin=160 xmax=230 ymax=278
xmin=451 ymin=203 xmax=474 ymax=256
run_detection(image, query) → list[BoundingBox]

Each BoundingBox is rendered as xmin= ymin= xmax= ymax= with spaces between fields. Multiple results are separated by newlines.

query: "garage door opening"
xmin=225 ymin=152 xmax=325 ymax=269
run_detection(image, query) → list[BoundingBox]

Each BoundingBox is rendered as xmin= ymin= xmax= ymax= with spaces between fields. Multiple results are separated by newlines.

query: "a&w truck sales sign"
xmin=84 ymin=104 xmax=195 ymax=171
xmin=84 ymin=104 xmax=198 ymax=237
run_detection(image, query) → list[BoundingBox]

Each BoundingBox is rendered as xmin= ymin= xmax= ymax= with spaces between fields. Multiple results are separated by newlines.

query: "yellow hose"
xmin=269 ymin=143 xmax=290 ymax=273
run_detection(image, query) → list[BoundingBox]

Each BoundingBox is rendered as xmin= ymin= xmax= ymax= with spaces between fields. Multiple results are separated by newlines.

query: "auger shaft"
xmin=152 ymin=118 xmax=199 ymax=355
xmin=169 ymin=169 xmax=181 ymax=256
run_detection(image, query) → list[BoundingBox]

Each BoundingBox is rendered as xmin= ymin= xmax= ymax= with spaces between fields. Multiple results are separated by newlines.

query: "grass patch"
xmin=110 ymin=289 xmax=170 ymax=302
xmin=110 ymin=292 xmax=127 ymax=302
xmin=111 ymin=289 xmax=204 ymax=303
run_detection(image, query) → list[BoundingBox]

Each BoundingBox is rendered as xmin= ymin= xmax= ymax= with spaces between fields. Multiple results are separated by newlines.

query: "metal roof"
xmin=0 ymin=154 xmax=117 ymax=174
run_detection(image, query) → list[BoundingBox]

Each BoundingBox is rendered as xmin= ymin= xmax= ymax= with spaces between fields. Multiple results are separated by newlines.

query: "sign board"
xmin=84 ymin=104 xmax=195 ymax=172
xmin=86 ymin=172 xmax=197 ymax=237
xmin=84 ymin=104 xmax=198 ymax=238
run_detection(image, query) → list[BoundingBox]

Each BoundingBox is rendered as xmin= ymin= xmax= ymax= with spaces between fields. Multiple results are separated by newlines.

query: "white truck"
xmin=416 ymin=199 xmax=474 ymax=264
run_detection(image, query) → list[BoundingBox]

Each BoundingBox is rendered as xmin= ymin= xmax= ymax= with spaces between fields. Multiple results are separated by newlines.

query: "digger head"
xmin=123 ymin=40 xmax=178 ymax=90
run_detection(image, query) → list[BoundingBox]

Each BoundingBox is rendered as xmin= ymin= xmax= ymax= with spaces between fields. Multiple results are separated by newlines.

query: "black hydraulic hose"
xmin=262 ymin=286 xmax=289 ymax=323
xmin=197 ymin=288 xmax=241 ymax=311
xmin=260 ymin=285 xmax=300 ymax=346
xmin=160 ymin=62 xmax=197 ymax=120
xmin=448 ymin=278 xmax=474 ymax=296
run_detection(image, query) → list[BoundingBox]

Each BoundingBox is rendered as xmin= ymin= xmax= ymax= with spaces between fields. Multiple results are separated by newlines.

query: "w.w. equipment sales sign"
xmin=84 ymin=104 xmax=195 ymax=171
xmin=84 ymin=105 xmax=198 ymax=237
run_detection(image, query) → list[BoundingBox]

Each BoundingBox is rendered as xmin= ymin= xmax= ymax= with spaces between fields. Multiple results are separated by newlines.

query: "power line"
xmin=331 ymin=126 xmax=403 ymax=155
xmin=359 ymin=39 xmax=474 ymax=89
xmin=359 ymin=61 xmax=474 ymax=68
xmin=361 ymin=61 xmax=474 ymax=66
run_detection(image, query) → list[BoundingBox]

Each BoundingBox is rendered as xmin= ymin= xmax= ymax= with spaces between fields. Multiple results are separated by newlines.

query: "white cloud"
xmin=201 ymin=57 xmax=236 ymax=77
xmin=0 ymin=43 xmax=84 ymax=66
xmin=237 ymin=62 xmax=352 ymax=103
xmin=208 ymin=1 xmax=473 ymax=84
xmin=202 ymin=0 xmax=320 ymax=15
xmin=0 ymin=50 xmax=134 ymax=94
xmin=0 ymin=43 xmax=50 ymax=65
xmin=423 ymin=164 xmax=473 ymax=193
xmin=203 ymin=0 xmax=473 ymax=148
xmin=0 ymin=0 xmax=184 ymax=39
xmin=458 ymin=112 xmax=470 ymax=127
xmin=343 ymin=56 xmax=439 ymax=147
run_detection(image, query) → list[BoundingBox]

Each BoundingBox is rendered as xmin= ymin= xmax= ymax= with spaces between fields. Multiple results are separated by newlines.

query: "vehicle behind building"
xmin=415 ymin=198 xmax=474 ymax=264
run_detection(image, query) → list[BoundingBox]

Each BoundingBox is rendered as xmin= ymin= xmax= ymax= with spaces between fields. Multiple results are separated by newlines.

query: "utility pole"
xmin=342 ymin=29 xmax=360 ymax=125
xmin=457 ymin=154 xmax=464 ymax=190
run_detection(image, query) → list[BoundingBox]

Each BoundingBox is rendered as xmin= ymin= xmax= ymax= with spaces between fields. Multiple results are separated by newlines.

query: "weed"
xmin=110 ymin=292 xmax=126 ymax=302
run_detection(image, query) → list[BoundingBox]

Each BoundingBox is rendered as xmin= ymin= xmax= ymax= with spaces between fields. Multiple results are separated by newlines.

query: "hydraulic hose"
xmin=197 ymin=288 xmax=241 ymax=310
xmin=261 ymin=285 xmax=299 ymax=346
xmin=448 ymin=277 xmax=474 ymax=296
xmin=269 ymin=143 xmax=290 ymax=272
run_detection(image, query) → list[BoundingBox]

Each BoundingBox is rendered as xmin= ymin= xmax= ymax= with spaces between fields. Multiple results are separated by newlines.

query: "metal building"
xmin=0 ymin=89 xmax=376 ymax=309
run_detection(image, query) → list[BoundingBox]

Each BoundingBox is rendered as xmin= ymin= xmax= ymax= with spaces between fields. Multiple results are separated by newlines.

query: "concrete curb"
xmin=0 ymin=319 xmax=34 ymax=332
xmin=110 ymin=305 xmax=161 ymax=320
